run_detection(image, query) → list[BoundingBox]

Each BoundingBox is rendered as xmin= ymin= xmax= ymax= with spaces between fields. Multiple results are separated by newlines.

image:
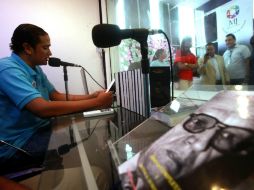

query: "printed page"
xmin=118 ymin=91 xmax=254 ymax=190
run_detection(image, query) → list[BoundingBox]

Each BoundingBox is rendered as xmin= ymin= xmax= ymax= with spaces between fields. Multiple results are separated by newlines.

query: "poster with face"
xmin=118 ymin=91 xmax=254 ymax=190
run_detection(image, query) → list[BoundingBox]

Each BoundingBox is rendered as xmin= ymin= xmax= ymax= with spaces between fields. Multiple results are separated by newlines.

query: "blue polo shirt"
xmin=0 ymin=53 xmax=55 ymax=159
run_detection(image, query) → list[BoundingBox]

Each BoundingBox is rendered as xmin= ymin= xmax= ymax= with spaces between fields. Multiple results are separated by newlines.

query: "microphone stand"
xmin=63 ymin=66 xmax=69 ymax=101
xmin=139 ymin=39 xmax=151 ymax=118
xmin=63 ymin=66 xmax=75 ymax=148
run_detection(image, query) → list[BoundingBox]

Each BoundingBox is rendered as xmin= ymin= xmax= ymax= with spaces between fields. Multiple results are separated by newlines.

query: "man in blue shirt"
xmin=0 ymin=24 xmax=113 ymax=174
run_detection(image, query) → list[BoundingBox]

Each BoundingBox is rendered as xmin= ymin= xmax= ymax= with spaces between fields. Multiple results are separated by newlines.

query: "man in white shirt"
xmin=223 ymin=33 xmax=251 ymax=85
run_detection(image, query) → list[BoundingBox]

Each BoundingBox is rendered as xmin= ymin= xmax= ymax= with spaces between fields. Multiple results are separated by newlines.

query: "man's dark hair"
xmin=206 ymin=42 xmax=214 ymax=47
xmin=10 ymin=23 xmax=48 ymax=54
xmin=226 ymin=33 xmax=236 ymax=40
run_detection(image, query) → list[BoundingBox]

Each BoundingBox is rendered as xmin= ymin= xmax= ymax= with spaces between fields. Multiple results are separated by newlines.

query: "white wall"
xmin=0 ymin=0 xmax=105 ymax=94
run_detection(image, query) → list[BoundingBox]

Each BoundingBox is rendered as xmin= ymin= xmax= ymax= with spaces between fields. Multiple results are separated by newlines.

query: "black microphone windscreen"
xmin=48 ymin=57 xmax=61 ymax=67
xmin=58 ymin=144 xmax=70 ymax=155
xmin=57 ymin=142 xmax=77 ymax=155
xmin=92 ymin=24 xmax=122 ymax=48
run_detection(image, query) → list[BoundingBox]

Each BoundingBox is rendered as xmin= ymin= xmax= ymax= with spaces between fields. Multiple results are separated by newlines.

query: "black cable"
xmin=57 ymin=119 xmax=104 ymax=155
xmin=82 ymin=119 xmax=102 ymax=142
xmin=81 ymin=66 xmax=104 ymax=89
xmin=160 ymin=31 xmax=174 ymax=101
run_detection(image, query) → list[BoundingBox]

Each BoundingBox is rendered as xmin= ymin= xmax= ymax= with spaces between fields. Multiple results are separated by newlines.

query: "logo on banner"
xmin=223 ymin=5 xmax=246 ymax=33
xmin=226 ymin=5 xmax=240 ymax=19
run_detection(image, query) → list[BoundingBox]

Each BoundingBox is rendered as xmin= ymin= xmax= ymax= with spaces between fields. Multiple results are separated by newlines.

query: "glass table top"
xmin=38 ymin=84 xmax=254 ymax=189
xmin=38 ymin=108 xmax=146 ymax=190
xmin=109 ymin=84 xmax=254 ymax=167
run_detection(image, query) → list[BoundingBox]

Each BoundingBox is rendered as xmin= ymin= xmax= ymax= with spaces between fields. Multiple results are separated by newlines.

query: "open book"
xmin=118 ymin=91 xmax=254 ymax=190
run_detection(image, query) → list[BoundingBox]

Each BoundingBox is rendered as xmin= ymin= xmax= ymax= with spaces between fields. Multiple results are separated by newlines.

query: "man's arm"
xmin=220 ymin=57 xmax=230 ymax=84
xmin=177 ymin=62 xmax=190 ymax=70
xmin=244 ymin=58 xmax=250 ymax=83
xmin=174 ymin=50 xmax=191 ymax=70
xmin=187 ymin=63 xmax=198 ymax=69
xmin=197 ymin=57 xmax=206 ymax=75
xmin=0 ymin=176 xmax=31 ymax=190
xmin=176 ymin=56 xmax=198 ymax=71
xmin=50 ymin=90 xmax=104 ymax=101
xmin=25 ymin=92 xmax=113 ymax=118
xmin=242 ymin=45 xmax=251 ymax=84
xmin=177 ymin=62 xmax=198 ymax=70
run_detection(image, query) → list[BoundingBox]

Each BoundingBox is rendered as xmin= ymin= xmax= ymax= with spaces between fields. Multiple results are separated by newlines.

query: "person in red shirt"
xmin=174 ymin=36 xmax=197 ymax=90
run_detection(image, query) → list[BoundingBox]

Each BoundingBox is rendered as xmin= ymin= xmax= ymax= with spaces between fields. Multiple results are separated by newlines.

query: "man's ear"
xmin=22 ymin=42 xmax=33 ymax=55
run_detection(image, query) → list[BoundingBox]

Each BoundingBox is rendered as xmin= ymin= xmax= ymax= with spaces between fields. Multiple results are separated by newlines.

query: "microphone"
xmin=48 ymin=57 xmax=81 ymax=67
xmin=92 ymin=24 xmax=163 ymax=48
xmin=57 ymin=142 xmax=77 ymax=155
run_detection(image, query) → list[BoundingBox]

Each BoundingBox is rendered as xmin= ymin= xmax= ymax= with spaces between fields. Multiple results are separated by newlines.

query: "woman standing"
xmin=174 ymin=36 xmax=197 ymax=90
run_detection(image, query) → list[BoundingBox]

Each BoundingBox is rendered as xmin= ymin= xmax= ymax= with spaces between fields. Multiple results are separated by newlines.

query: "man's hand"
xmin=204 ymin=53 xmax=209 ymax=64
xmin=96 ymin=91 xmax=113 ymax=108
